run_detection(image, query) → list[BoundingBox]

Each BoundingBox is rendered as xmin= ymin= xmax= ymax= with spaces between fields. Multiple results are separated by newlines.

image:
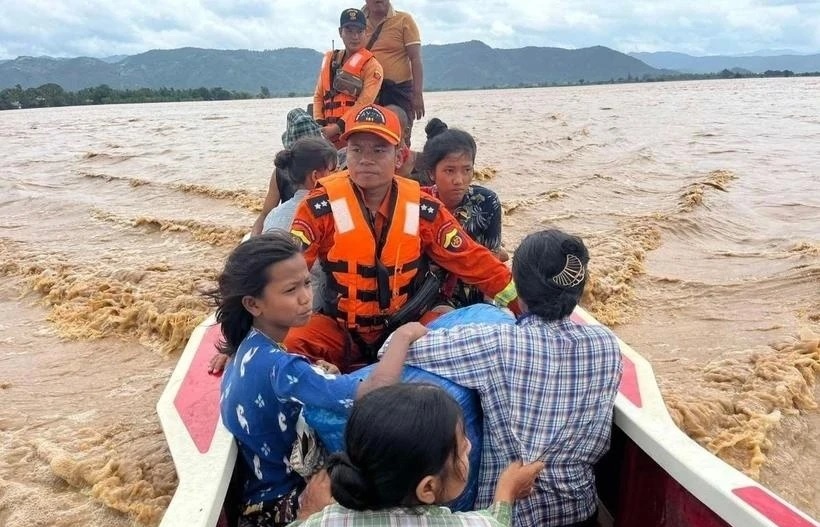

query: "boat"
xmin=156 ymin=307 xmax=818 ymax=527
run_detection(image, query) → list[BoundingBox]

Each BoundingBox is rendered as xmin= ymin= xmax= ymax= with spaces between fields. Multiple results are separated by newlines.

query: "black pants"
xmin=377 ymin=80 xmax=414 ymax=142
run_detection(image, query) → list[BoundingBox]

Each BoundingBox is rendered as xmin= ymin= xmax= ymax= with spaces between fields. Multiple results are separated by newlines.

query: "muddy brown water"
xmin=1 ymin=78 xmax=818 ymax=525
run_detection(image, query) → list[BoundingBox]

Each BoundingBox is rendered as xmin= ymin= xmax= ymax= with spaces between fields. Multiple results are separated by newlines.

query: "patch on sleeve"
xmin=419 ymin=198 xmax=439 ymax=222
xmin=439 ymin=225 xmax=465 ymax=252
xmin=291 ymin=219 xmax=315 ymax=247
xmin=307 ymin=194 xmax=332 ymax=218
xmin=374 ymin=70 xmax=382 ymax=80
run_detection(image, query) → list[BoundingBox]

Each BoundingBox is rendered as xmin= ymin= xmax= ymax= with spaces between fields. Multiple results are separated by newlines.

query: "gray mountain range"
xmin=3 ymin=42 xmax=816 ymax=94
xmin=629 ymin=51 xmax=820 ymax=74
xmin=1 ymin=41 xmax=661 ymax=93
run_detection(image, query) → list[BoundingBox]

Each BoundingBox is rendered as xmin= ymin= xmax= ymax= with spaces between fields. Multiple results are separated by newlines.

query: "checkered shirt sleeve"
xmin=406 ymin=315 xmax=623 ymax=527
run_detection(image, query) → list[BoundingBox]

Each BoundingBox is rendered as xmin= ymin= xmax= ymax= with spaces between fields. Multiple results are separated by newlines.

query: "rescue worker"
xmin=288 ymin=104 xmax=520 ymax=373
xmin=313 ymin=8 xmax=384 ymax=147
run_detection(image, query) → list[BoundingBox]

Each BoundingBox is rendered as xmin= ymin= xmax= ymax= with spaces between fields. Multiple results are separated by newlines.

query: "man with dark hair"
xmin=313 ymin=8 xmax=384 ymax=146
xmin=400 ymin=229 xmax=623 ymax=527
xmin=287 ymin=104 xmax=520 ymax=373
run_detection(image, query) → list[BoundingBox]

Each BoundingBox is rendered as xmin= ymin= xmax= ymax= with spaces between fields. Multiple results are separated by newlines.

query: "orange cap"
xmin=340 ymin=104 xmax=402 ymax=145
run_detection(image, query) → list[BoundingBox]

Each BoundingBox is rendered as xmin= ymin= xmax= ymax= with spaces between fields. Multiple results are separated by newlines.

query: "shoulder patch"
xmin=439 ymin=223 xmax=466 ymax=253
xmin=291 ymin=219 xmax=315 ymax=248
xmin=307 ymin=194 xmax=332 ymax=218
xmin=419 ymin=198 xmax=439 ymax=222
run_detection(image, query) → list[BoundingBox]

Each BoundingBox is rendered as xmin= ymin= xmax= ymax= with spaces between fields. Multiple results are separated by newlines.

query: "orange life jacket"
xmin=319 ymin=174 xmax=422 ymax=329
xmin=319 ymin=49 xmax=375 ymax=121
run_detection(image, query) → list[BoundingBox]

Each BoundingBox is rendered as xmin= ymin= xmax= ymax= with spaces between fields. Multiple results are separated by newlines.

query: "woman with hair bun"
xmin=208 ymin=136 xmax=339 ymax=376
xmin=262 ymin=137 xmax=338 ymax=233
xmin=292 ymin=383 xmax=543 ymax=526
xmin=404 ymin=229 xmax=623 ymax=527
xmin=416 ymin=120 xmax=508 ymax=314
xmin=251 ymin=109 xmax=328 ymax=236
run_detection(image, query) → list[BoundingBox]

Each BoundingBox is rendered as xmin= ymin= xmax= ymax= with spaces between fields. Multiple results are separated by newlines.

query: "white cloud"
xmin=0 ymin=0 xmax=818 ymax=59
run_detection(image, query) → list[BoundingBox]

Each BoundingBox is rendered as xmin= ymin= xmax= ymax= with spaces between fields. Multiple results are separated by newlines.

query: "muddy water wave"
xmin=0 ymin=79 xmax=818 ymax=524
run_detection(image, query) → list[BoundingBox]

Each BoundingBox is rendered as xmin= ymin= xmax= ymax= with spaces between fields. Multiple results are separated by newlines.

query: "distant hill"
xmin=0 ymin=42 xmax=663 ymax=93
xmin=0 ymin=48 xmax=322 ymax=93
xmin=424 ymin=41 xmax=660 ymax=89
xmin=100 ymin=55 xmax=129 ymax=63
xmin=630 ymin=51 xmax=820 ymax=74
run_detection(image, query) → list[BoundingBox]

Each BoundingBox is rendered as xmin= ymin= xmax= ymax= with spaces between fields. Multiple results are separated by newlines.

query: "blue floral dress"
xmin=423 ymin=184 xmax=503 ymax=307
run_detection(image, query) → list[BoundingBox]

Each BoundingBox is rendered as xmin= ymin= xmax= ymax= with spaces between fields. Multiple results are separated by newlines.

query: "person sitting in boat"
xmin=313 ymin=8 xmax=384 ymax=148
xmin=209 ymin=137 xmax=340 ymax=375
xmin=382 ymin=104 xmax=419 ymax=179
xmin=415 ymin=120 xmax=509 ymax=319
xmin=251 ymin=108 xmax=325 ymax=236
xmin=398 ymin=229 xmax=623 ymax=527
xmin=212 ymin=230 xmax=427 ymax=527
xmin=262 ymin=137 xmax=338 ymax=235
xmin=291 ymin=383 xmax=544 ymax=526
xmin=287 ymin=103 xmax=521 ymax=373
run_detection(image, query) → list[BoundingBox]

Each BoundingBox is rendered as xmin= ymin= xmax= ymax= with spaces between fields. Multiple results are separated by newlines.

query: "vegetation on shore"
xmin=2 ymin=69 xmax=817 ymax=110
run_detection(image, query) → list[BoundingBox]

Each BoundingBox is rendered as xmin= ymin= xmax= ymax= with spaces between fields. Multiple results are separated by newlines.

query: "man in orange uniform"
xmin=288 ymin=104 xmax=519 ymax=372
xmin=313 ymin=8 xmax=384 ymax=146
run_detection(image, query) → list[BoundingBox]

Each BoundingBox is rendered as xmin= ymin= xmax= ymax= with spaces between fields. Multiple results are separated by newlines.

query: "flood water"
xmin=1 ymin=78 xmax=818 ymax=525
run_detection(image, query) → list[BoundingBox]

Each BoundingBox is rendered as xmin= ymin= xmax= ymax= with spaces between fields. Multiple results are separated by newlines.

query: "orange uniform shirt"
xmin=313 ymin=51 xmax=384 ymax=123
xmin=291 ymin=178 xmax=518 ymax=309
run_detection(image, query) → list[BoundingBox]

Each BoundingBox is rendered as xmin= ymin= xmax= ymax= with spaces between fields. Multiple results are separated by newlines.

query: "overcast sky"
xmin=2 ymin=0 xmax=819 ymax=60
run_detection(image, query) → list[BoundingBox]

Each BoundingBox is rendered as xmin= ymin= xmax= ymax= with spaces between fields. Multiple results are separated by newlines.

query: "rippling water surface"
xmin=1 ymin=78 xmax=818 ymax=525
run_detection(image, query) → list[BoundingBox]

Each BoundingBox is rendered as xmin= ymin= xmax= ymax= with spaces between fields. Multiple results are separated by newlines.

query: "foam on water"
xmin=0 ymin=79 xmax=818 ymax=524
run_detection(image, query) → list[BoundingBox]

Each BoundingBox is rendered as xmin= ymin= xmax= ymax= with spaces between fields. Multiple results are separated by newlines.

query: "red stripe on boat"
xmin=618 ymin=354 xmax=642 ymax=408
xmin=571 ymin=312 xmax=642 ymax=407
xmin=173 ymin=324 xmax=224 ymax=453
xmin=732 ymin=487 xmax=817 ymax=527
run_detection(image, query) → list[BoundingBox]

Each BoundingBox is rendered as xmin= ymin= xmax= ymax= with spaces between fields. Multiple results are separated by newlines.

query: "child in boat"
xmin=212 ymin=231 xmax=427 ymax=527
xmin=401 ymin=229 xmax=623 ymax=527
xmin=291 ymin=383 xmax=544 ymax=526
xmin=416 ymin=120 xmax=509 ymax=312
xmin=251 ymin=108 xmax=325 ymax=236
xmin=262 ymin=137 xmax=338 ymax=233
xmin=209 ymin=137 xmax=338 ymax=375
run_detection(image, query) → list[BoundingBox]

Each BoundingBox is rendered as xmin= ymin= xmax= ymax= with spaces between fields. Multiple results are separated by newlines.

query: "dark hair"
xmin=512 ymin=229 xmax=590 ymax=320
xmin=274 ymin=136 xmax=336 ymax=187
xmin=418 ymin=120 xmax=477 ymax=178
xmin=327 ymin=384 xmax=464 ymax=510
xmin=424 ymin=118 xmax=448 ymax=139
xmin=208 ymin=231 xmax=302 ymax=355
xmin=384 ymin=104 xmax=409 ymax=137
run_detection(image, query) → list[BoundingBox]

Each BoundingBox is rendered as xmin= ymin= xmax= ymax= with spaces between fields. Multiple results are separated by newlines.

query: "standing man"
xmin=313 ymin=8 xmax=384 ymax=146
xmin=288 ymin=104 xmax=519 ymax=372
xmin=362 ymin=0 xmax=424 ymax=142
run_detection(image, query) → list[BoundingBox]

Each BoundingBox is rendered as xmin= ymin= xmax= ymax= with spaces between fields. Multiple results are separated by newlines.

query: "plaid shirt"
xmin=404 ymin=314 xmax=623 ymax=527
xmin=281 ymin=108 xmax=322 ymax=148
xmin=290 ymin=502 xmax=511 ymax=526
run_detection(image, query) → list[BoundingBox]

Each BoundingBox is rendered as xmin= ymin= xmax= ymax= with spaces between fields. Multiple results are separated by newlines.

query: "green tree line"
xmin=0 ymin=84 xmax=299 ymax=110
xmin=2 ymin=69 xmax=818 ymax=110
